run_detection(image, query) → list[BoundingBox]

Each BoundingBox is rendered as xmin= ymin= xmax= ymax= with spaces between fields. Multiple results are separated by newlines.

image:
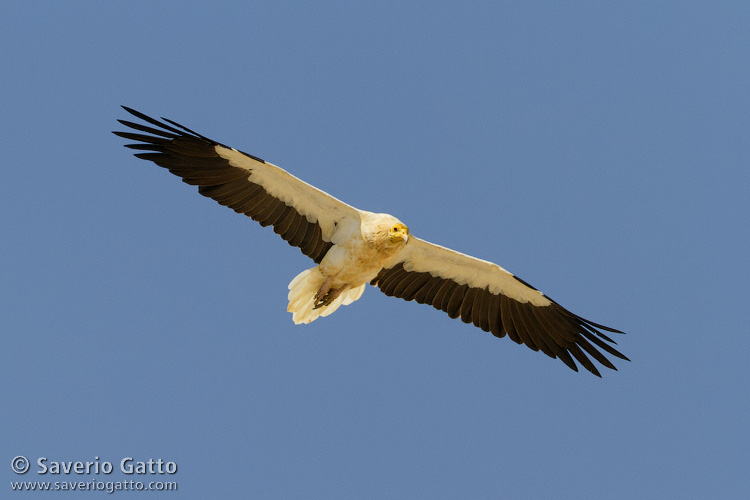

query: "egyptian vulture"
xmin=114 ymin=107 xmax=628 ymax=377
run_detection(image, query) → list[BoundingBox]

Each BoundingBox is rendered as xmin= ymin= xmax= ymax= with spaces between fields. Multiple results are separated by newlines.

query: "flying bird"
xmin=114 ymin=107 xmax=628 ymax=376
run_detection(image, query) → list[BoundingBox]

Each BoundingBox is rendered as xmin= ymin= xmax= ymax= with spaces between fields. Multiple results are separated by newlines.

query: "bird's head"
xmin=362 ymin=213 xmax=410 ymax=253
xmin=388 ymin=222 xmax=409 ymax=245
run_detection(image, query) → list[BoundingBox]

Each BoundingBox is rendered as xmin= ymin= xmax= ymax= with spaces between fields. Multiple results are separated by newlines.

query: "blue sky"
xmin=2 ymin=1 xmax=748 ymax=498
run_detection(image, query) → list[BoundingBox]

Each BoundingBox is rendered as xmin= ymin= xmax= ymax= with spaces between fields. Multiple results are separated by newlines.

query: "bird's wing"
xmin=113 ymin=107 xmax=361 ymax=263
xmin=372 ymin=237 xmax=628 ymax=376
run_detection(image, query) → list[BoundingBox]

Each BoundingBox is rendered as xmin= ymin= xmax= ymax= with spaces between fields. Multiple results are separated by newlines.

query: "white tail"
xmin=287 ymin=267 xmax=366 ymax=324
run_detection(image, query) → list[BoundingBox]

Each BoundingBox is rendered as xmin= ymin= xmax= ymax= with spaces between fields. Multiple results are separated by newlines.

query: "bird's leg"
xmin=313 ymin=278 xmax=345 ymax=309
xmin=314 ymin=277 xmax=332 ymax=304
xmin=322 ymin=286 xmax=345 ymax=306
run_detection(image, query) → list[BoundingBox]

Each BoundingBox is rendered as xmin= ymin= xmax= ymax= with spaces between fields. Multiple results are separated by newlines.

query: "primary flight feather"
xmin=114 ymin=107 xmax=628 ymax=377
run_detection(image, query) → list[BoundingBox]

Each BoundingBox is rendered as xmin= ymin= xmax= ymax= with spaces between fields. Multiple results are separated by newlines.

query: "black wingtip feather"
xmin=161 ymin=116 xmax=215 ymax=142
xmin=574 ymin=313 xmax=626 ymax=334
xmin=116 ymin=119 xmax=177 ymax=139
xmin=556 ymin=350 xmax=579 ymax=373
xmin=119 ymin=106 xmax=185 ymax=136
xmin=580 ymin=329 xmax=630 ymax=361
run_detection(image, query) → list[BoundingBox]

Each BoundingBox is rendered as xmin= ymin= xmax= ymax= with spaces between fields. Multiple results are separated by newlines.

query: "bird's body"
xmin=114 ymin=107 xmax=629 ymax=376
xmin=289 ymin=212 xmax=409 ymax=324
xmin=318 ymin=213 xmax=408 ymax=288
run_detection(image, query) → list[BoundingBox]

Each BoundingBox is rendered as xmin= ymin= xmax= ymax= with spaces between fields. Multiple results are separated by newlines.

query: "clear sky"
xmin=2 ymin=1 xmax=748 ymax=498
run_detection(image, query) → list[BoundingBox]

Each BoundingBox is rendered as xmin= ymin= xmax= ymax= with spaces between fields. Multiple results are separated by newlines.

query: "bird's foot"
xmin=313 ymin=278 xmax=345 ymax=309
xmin=313 ymin=277 xmax=332 ymax=303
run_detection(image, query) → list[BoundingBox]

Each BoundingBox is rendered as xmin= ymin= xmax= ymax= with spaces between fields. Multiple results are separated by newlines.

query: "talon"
xmin=313 ymin=279 xmax=346 ymax=309
xmin=314 ymin=277 xmax=332 ymax=305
